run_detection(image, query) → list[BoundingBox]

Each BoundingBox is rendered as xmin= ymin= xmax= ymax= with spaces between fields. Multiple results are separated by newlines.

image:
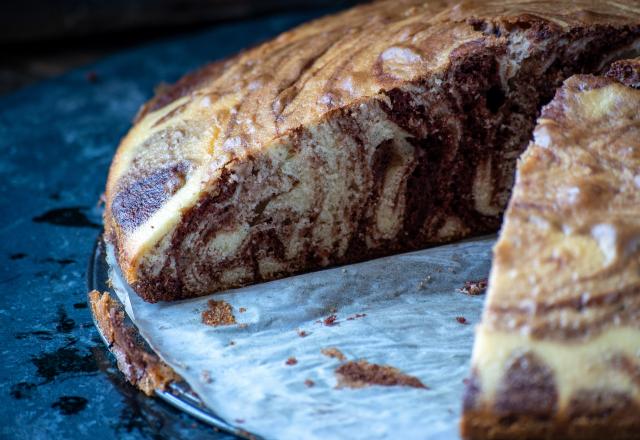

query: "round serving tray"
xmin=86 ymin=235 xmax=260 ymax=440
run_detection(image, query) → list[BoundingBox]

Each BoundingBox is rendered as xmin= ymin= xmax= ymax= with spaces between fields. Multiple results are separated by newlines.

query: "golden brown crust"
xmin=89 ymin=290 xmax=180 ymax=395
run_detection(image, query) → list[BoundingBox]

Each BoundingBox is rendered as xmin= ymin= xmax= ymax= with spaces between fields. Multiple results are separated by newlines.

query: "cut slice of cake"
xmin=104 ymin=0 xmax=640 ymax=302
xmin=461 ymin=61 xmax=640 ymax=439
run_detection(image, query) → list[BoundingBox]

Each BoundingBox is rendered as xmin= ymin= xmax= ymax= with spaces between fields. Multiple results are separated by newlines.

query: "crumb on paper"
xmin=321 ymin=347 xmax=346 ymax=361
xmin=458 ymin=278 xmax=488 ymax=295
xmin=286 ymin=357 xmax=298 ymax=366
xmin=346 ymin=313 xmax=367 ymax=321
xmin=239 ymin=307 xmax=247 ymax=313
xmin=228 ymin=340 xmax=236 ymax=346
xmin=201 ymin=370 xmax=212 ymax=383
xmin=323 ymin=314 xmax=338 ymax=326
xmin=304 ymin=379 xmax=315 ymax=387
xmin=456 ymin=316 xmax=469 ymax=325
xmin=335 ymin=360 xmax=427 ymax=389
xmin=201 ymin=300 xmax=236 ymax=326
xmin=297 ymin=329 xmax=309 ymax=337
xmin=237 ymin=323 xmax=248 ymax=329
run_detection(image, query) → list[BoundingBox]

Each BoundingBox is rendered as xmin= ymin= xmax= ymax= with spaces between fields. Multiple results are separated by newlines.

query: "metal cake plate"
xmin=87 ymin=235 xmax=260 ymax=440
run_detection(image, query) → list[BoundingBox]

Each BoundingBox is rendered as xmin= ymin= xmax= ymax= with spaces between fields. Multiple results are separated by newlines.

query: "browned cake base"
xmin=89 ymin=290 xmax=179 ymax=395
xmin=463 ymin=377 xmax=640 ymax=440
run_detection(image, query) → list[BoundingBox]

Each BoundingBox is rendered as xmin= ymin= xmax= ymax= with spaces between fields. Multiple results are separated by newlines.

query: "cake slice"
xmin=461 ymin=61 xmax=640 ymax=439
xmin=104 ymin=0 xmax=640 ymax=302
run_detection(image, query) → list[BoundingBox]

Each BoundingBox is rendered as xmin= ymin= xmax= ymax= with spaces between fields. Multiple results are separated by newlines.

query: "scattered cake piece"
xmin=304 ymin=379 xmax=315 ymax=388
xmin=336 ymin=360 xmax=427 ymax=389
xmin=296 ymin=329 xmax=309 ymax=337
xmin=461 ymin=61 xmax=640 ymax=440
xmin=346 ymin=313 xmax=367 ymax=321
xmin=285 ymin=357 xmax=298 ymax=366
xmin=323 ymin=315 xmax=338 ymax=326
xmin=200 ymin=370 xmax=212 ymax=384
xmin=321 ymin=347 xmax=346 ymax=361
xmin=201 ymin=300 xmax=236 ymax=326
xmin=456 ymin=316 xmax=469 ymax=325
xmin=458 ymin=279 xmax=488 ymax=296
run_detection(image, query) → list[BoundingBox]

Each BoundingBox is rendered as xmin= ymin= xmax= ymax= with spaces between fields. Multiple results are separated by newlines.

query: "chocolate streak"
xmin=130 ymin=27 xmax=640 ymax=303
xmin=462 ymin=352 xmax=640 ymax=440
xmin=104 ymin=2 xmax=640 ymax=303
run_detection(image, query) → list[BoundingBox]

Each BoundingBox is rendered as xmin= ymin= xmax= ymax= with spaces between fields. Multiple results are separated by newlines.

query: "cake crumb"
xmin=228 ymin=340 xmax=236 ymax=346
xmin=201 ymin=370 xmax=213 ymax=383
xmin=346 ymin=313 xmax=367 ymax=321
xmin=202 ymin=300 xmax=236 ymax=326
xmin=335 ymin=360 xmax=427 ymax=389
xmin=322 ymin=347 xmax=346 ymax=361
xmin=323 ymin=314 xmax=338 ymax=326
xmin=459 ymin=278 xmax=488 ymax=295
xmin=237 ymin=323 xmax=248 ymax=329
xmin=304 ymin=379 xmax=315 ymax=387
xmin=297 ymin=329 xmax=309 ymax=337
xmin=285 ymin=357 xmax=298 ymax=366
xmin=239 ymin=307 xmax=247 ymax=313
xmin=456 ymin=316 xmax=469 ymax=325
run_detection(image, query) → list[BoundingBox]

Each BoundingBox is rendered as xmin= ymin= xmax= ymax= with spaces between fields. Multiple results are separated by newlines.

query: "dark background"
xmin=0 ymin=1 xmax=360 ymax=439
xmin=1 ymin=0 xmax=361 ymax=95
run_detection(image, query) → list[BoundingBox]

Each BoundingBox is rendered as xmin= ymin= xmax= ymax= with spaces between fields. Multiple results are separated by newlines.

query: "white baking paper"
xmin=109 ymin=237 xmax=495 ymax=440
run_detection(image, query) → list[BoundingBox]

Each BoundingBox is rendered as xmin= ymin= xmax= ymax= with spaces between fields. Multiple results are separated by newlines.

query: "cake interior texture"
xmin=104 ymin=1 xmax=640 ymax=302
xmin=461 ymin=61 xmax=640 ymax=439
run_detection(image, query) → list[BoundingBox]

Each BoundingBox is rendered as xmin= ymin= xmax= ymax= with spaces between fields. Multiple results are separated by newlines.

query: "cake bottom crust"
xmin=89 ymin=290 xmax=179 ymax=395
xmin=461 ymin=409 xmax=640 ymax=440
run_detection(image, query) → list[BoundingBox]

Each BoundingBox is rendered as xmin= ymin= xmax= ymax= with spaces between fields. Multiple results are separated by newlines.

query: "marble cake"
xmin=104 ymin=0 xmax=640 ymax=303
xmin=461 ymin=61 xmax=640 ymax=439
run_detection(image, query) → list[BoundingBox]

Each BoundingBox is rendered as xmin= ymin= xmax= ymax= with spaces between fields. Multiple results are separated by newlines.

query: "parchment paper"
xmin=108 ymin=237 xmax=495 ymax=440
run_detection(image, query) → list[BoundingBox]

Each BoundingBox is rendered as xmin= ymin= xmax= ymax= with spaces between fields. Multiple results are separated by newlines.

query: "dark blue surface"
xmin=0 ymin=9 xmax=339 ymax=439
